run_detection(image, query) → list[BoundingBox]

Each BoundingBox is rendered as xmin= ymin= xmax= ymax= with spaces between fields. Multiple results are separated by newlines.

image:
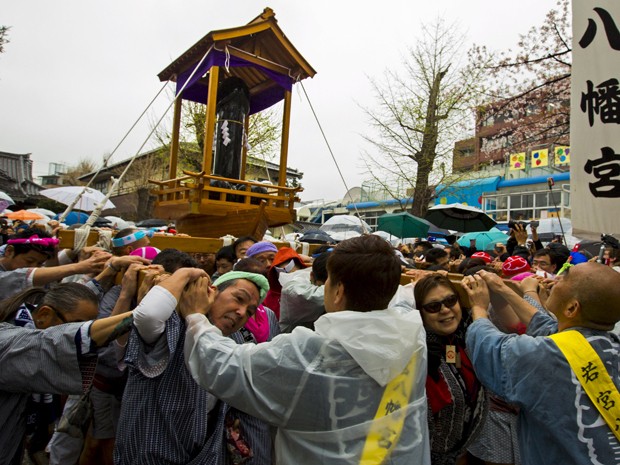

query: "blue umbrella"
xmin=54 ymin=211 xmax=90 ymax=225
xmin=457 ymin=228 xmax=508 ymax=251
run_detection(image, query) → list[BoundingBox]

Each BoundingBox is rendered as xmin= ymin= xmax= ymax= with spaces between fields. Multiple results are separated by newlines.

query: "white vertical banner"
xmin=571 ymin=1 xmax=620 ymax=238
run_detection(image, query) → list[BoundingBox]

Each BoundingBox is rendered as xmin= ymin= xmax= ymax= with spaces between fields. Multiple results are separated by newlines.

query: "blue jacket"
xmin=466 ymin=311 xmax=620 ymax=465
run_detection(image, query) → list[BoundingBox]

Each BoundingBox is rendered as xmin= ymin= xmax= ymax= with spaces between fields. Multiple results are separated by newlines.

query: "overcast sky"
xmin=1 ymin=0 xmax=560 ymax=202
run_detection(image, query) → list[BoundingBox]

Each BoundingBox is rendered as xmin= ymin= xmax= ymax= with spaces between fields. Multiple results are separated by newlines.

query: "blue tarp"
xmin=435 ymin=176 xmax=501 ymax=208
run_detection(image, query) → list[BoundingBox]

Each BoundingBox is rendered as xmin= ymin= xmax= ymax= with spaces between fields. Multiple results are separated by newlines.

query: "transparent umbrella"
xmin=41 ymin=186 xmax=115 ymax=211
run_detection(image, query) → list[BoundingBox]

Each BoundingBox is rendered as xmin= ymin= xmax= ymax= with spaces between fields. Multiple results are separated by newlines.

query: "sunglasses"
xmin=420 ymin=294 xmax=459 ymax=313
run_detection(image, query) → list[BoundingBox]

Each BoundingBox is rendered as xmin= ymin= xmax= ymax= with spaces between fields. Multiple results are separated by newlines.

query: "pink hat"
xmin=510 ymin=271 xmax=535 ymax=281
xmin=471 ymin=251 xmax=492 ymax=264
xmin=130 ymin=246 xmax=161 ymax=260
xmin=502 ymin=256 xmax=531 ymax=277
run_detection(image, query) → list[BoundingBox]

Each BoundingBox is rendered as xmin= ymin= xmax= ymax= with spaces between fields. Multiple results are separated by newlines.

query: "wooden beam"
xmin=168 ymin=96 xmax=183 ymax=183
xmin=226 ymin=47 xmax=291 ymax=76
xmin=57 ymin=230 xmax=325 ymax=255
xmin=278 ymin=90 xmax=292 ymax=189
xmin=399 ymin=271 xmax=524 ymax=309
xmin=202 ymin=66 xmax=220 ymax=174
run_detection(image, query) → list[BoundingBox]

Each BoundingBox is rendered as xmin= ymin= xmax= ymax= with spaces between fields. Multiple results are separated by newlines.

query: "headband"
xmin=213 ymin=271 xmax=270 ymax=304
xmin=7 ymin=235 xmax=59 ymax=248
xmin=245 ymin=241 xmax=278 ymax=257
xmin=112 ymin=229 xmax=154 ymax=248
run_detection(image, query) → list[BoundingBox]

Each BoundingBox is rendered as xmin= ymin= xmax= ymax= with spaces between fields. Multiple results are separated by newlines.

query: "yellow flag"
xmin=509 ymin=152 xmax=526 ymax=170
xmin=531 ymin=148 xmax=549 ymax=167
xmin=555 ymin=146 xmax=570 ymax=165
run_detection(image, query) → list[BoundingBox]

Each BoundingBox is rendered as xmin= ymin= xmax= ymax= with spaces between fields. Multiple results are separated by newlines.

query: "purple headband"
xmin=7 ymin=235 xmax=59 ymax=248
xmin=245 ymin=241 xmax=278 ymax=257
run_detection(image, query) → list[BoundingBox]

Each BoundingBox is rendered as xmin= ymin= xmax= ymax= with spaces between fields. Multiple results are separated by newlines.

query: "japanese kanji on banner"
xmin=554 ymin=146 xmax=570 ymax=165
xmin=571 ymin=1 xmax=620 ymax=237
xmin=509 ymin=153 xmax=526 ymax=170
xmin=532 ymin=149 xmax=549 ymax=167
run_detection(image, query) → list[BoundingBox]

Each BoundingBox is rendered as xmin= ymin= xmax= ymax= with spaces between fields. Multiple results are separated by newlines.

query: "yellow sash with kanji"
xmin=359 ymin=354 xmax=418 ymax=465
xmin=549 ymin=330 xmax=620 ymax=442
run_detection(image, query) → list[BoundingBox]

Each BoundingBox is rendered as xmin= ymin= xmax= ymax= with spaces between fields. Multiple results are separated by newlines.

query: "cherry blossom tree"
xmin=469 ymin=0 xmax=571 ymax=158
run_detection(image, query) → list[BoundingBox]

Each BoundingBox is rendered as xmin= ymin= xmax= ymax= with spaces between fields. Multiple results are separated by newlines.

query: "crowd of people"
xmin=0 ymin=218 xmax=618 ymax=465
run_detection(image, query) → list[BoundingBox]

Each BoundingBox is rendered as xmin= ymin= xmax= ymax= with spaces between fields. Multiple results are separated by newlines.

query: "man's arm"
xmin=31 ymin=251 xmax=111 ymax=287
xmin=476 ymin=270 xmax=539 ymax=326
xmin=132 ymin=267 xmax=207 ymax=344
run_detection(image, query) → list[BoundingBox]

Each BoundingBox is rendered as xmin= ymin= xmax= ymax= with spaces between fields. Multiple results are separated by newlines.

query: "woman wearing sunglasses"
xmin=414 ymin=274 xmax=488 ymax=465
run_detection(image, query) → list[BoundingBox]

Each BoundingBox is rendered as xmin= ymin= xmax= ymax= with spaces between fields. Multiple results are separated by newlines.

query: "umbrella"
xmin=54 ymin=211 xmax=90 ymax=225
xmin=28 ymin=208 xmax=56 ymax=218
xmin=4 ymin=210 xmax=47 ymax=221
xmin=372 ymin=230 xmax=400 ymax=246
xmin=41 ymin=186 xmax=115 ymax=211
xmin=93 ymin=217 xmax=112 ymax=227
xmin=457 ymin=228 xmax=508 ymax=251
xmin=425 ymin=203 xmax=497 ymax=233
xmin=104 ymin=216 xmax=133 ymax=230
xmin=135 ymin=218 xmax=168 ymax=228
xmin=299 ymin=229 xmax=334 ymax=244
xmin=320 ymin=215 xmax=370 ymax=234
xmin=0 ymin=191 xmax=15 ymax=205
xmin=377 ymin=212 xmax=432 ymax=239
xmin=329 ymin=230 xmax=362 ymax=242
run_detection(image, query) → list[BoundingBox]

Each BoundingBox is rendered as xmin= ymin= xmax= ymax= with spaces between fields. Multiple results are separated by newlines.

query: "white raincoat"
xmin=185 ymin=308 xmax=430 ymax=464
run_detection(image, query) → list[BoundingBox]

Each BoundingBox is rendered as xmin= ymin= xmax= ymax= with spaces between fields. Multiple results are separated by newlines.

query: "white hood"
xmin=314 ymin=308 xmax=425 ymax=386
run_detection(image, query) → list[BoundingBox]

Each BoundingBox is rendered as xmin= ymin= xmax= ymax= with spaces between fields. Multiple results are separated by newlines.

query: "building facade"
xmin=0 ymin=151 xmax=43 ymax=206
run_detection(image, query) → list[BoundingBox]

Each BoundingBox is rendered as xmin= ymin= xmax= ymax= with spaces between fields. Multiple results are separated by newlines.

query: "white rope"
xmin=220 ymin=234 xmax=236 ymax=246
xmin=82 ymin=45 xmax=216 ymax=229
xmin=73 ymin=226 xmax=91 ymax=252
xmin=59 ymin=80 xmax=169 ymax=223
xmin=300 ymin=241 xmax=310 ymax=256
xmin=95 ymin=230 xmax=113 ymax=251
xmin=224 ymin=45 xmax=231 ymax=74
xmin=298 ymin=81 xmax=370 ymax=234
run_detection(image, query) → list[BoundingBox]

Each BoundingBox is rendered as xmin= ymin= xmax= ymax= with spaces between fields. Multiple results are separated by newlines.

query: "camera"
xmin=601 ymin=234 xmax=619 ymax=249
xmin=508 ymin=220 xmax=529 ymax=229
xmin=530 ymin=220 xmax=539 ymax=228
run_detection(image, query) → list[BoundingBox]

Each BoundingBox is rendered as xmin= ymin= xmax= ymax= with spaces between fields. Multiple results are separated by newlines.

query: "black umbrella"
xmin=425 ymin=203 xmax=496 ymax=233
xmin=300 ymin=229 xmax=334 ymax=244
xmin=135 ymin=218 xmax=168 ymax=228
xmin=92 ymin=217 xmax=112 ymax=227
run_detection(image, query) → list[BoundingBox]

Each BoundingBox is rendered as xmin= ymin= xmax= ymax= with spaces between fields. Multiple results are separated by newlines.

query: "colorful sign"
xmin=509 ymin=152 xmax=526 ymax=170
xmin=531 ymin=148 xmax=549 ymax=167
xmin=554 ymin=146 xmax=571 ymax=165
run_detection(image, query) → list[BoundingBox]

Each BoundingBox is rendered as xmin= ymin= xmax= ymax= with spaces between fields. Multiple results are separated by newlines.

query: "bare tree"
xmin=469 ymin=0 xmax=571 ymax=155
xmin=62 ymin=159 xmax=97 ymax=186
xmin=362 ymin=19 xmax=488 ymax=217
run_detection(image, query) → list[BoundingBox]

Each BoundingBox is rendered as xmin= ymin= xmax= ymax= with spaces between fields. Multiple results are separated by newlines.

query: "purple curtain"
xmin=176 ymin=49 xmax=293 ymax=114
